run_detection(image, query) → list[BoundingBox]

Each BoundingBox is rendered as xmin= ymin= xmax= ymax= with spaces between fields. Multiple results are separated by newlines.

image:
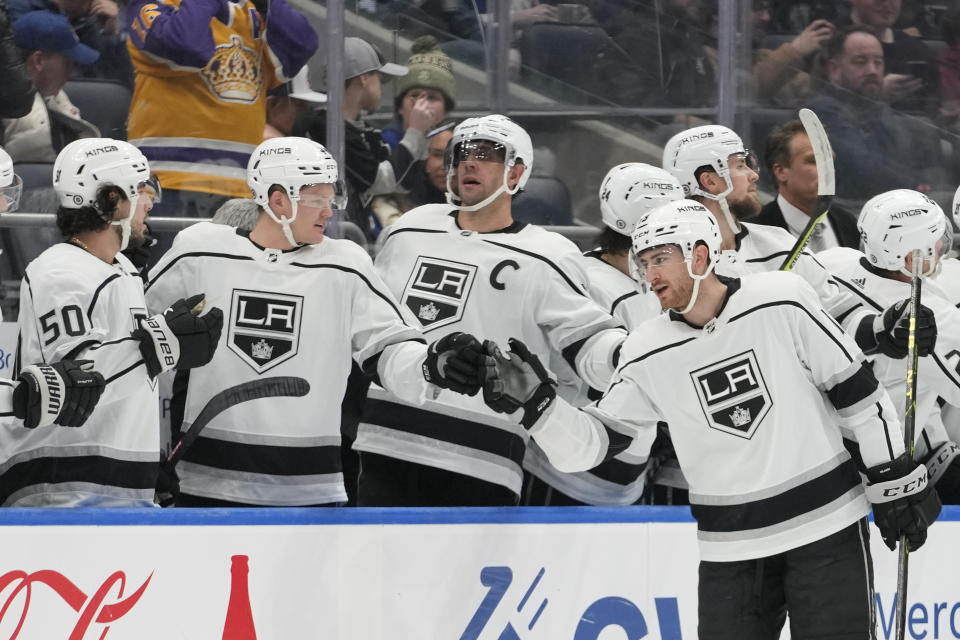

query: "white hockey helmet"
xmin=444 ymin=114 xmax=533 ymax=212
xmin=662 ymin=125 xmax=752 ymax=198
xmin=599 ymin=163 xmax=683 ymax=235
xmin=0 ymin=146 xmax=22 ymax=213
xmin=247 ymin=136 xmax=347 ymax=246
xmin=858 ymin=189 xmax=952 ymax=277
xmin=631 ymin=199 xmax=722 ymax=314
xmin=53 ymin=138 xmax=150 ymax=250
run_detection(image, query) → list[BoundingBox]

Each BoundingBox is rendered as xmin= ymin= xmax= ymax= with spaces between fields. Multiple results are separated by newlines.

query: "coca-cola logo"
xmin=0 ymin=569 xmax=152 ymax=639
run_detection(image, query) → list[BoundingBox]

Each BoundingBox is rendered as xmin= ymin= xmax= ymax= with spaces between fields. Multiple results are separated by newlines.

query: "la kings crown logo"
xmin=402 ymin=256 xmax=478 ymax=330
xmin=228 ymin=289 xmax=303 ymax=373
xmin=691 ymin=350 xmax=771 ymax=439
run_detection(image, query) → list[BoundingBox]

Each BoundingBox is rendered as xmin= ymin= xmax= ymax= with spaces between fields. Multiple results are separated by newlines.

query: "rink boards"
xmin=0 ymin=506 xmax=958 ymax=640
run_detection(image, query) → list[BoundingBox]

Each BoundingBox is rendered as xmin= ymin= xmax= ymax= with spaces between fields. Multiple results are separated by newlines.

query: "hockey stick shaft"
xmin=780 ymin=108 xmax=835 ymax=271
xmin=165 ymin=376 xmax=310 ymax=469
xmin=894 ymin=249 xmax=923 ymax=640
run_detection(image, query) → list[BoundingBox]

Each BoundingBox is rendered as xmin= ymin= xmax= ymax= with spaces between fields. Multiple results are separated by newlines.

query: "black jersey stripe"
xmin=609 ymin=336 xmax=699 ymax=384
xmin=104 ymin=359 xmax=145 ymax=385
xmin=86 ymin=273 xmax=122 ymax=318
xmin=827 ymin=365 xmax=882 ymax=411
xmin=362 ymin=397 xmax=526 ymax=466
xmin=728 ymin=300 xmax=856 ymax=362
xmin=380 ymin=227 xmax=449 ymax=246
xmin=63 ymin=339 xmax=99 ymax=361
xmin=877 ymin=402 xmax=896 ymax=461
xmin=481 ymin=239 xmax=587 ymax=297
xmin=610 ymin=290 xmax=640 ymax=316
xmin=691 ymin=457 xmax=861 ymax=533
xmin=932 ymin=353 xmax=960 ymax=391
xmin=833 ymin=277 xmax=884 ymax=311
xmin=0 ymin=456 xmax=157 ymax=505
xmin=289 ymin=262 xmax=409 ymax=322
xmin=145 ymin=252 xmax=256 ymax=291
xmin=183 ymin=437 xmax=341 ymax=476
xmin=588 ymin=455 xmax=647 ymax=485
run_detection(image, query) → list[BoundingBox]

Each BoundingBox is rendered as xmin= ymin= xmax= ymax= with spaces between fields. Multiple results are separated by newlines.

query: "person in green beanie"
xmin=382 ymin=35 xmax=455 ymax=149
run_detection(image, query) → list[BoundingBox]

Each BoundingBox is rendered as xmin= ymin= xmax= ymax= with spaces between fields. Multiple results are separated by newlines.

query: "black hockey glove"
xmin=12 ymin=360 xmax=106 ymax=429
xmin=866 ymin=299 xmax=937 ymax=359
xmin=866 ymin=453 xmax=942 ymax=551
xmin=155 ymin=454 xmax=180 ymax=508
xmin=923 ymin=441 xmax=960 ymax=504
xmin=482 ymin=338 xmax=557 ymax=430
xmin=134 ymin=294 xmax=224 ymax=378
xmin=422 ymin=332 xmax=495 ymax=396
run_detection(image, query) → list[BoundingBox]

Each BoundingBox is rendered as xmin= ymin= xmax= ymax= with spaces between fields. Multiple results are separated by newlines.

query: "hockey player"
xmin=523 ymin=162 xmax=676 ymax=506
xmin=144 ymin=136 xmax=492 ymax=507
xmin=0 ymin=146 xmax=21 ymax=213
xmin=818 ymin=189 xmax=960 ymax=503
xmin=484 ymin=200 xmax=941 ymax=639
xmin=662 ymin=124 xmax=934 ymax=360
xmin=353 ymin=114 xmax=627 ymax=506
xmin=2 ymin=138 xmax=223 ymax=507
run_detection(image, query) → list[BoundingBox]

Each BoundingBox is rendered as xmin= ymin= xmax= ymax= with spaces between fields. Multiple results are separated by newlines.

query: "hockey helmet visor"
xmin=443 ymin=139 xmax=508 ymax=172
xmin=0 ymin=174 xmax=23 ymax=213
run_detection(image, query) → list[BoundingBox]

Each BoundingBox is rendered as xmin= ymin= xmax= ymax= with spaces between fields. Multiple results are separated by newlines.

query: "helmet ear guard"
xmin=858 ymin=189 xmax=952 ymax=278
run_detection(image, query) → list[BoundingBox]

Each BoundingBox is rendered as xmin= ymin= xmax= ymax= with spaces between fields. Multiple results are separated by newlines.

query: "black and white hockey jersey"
xmin=819 ymin=247 xmax=960 ymax=457
xmin=354 ymin=205 xmax=627 ymax=497
xmin=523 ymin=250 xmax=660 ymax=505
xmin=4 ymin=244 xmax=158 ymax=506
xmin=532 ymin=271 xmax=903 ymax=561
xmin=145 ymin=222 xmax=432 ymax=506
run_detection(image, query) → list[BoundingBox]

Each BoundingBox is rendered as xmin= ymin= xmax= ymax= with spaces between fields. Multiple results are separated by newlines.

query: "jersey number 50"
xmin=40 ymin=305 xmax=86 ymax=346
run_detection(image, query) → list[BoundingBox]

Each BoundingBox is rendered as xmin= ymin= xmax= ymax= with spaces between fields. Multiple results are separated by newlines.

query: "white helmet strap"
xmin=694 ymin=170 xmax=739 ymax=233
xmin=110 ymin=193 xmax=137 ymax=251
xmin=264 ymin=191 xmax=303 ymax=247
xmin=676 ymin=252 xmax=717 ymax=315
xmin=446 ymin=164 xmax=520 ymax=213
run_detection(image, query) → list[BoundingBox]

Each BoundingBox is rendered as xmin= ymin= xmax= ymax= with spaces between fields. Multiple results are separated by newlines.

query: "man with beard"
xmin=806 ymin=25 xmax=921 ymax=199
xmin=481 ymin=200 xmax=940 ymax=640
xmin=3 ymin=138 xmax=223 ymax=506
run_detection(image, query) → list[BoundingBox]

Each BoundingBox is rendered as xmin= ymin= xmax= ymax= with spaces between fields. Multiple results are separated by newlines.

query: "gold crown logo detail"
xmin=201 ymin=35 xmax=262 ymax=103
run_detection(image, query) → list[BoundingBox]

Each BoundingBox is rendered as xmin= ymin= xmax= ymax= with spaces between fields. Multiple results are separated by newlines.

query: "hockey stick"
xmin=894 ymin=249 xmax=923 ymax=640
xmin=165 ymin=376 xmax=310 ymax=470
xmin=779 ymin=108 xmax=835 ymax=271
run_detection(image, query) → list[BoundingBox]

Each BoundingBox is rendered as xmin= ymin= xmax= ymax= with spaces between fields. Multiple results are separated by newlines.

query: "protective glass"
xmin=633 ymin=245 xmax=684 ymax=280
xmin=728 ymin=150 xmax=759 ymax=175
xmin=0 ymin=175 xmax=23 ymax=213
xmin=138 ymin=173 xmax=162 ymax=205
xmin=444 ymin=140 xmax=508 ymax=172
xmin=298 ymin=181 xmax=348 ymax=210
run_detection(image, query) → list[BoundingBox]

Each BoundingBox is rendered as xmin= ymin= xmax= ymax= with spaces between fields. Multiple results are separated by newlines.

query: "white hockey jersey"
xmin=145 ymin=222 xmax=431 ymax=506
xmin=818 ymin=247 xmax=960 ymax=458
xmin=523 ymin=250 xmax=661 ymax=505
xmin=4 ymin=244 xmax=158 ymax=507
xmin=354 ymin=205 xmax=626 ymax=497
xmin=532 ymin=271 xmax=903 ymax=562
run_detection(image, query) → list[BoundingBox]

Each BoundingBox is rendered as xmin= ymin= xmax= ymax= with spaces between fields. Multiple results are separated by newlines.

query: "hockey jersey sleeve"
xmin=127 ymin=0 xmax=228 ymax=69
xmin=17 ymin=271 xmax=147 ymax=406
xmin=787 ymin=277 xmax=905 ymax=467
xmin=260 ymin=0 xmax=318 ymax=82
xmin=346 ymin=253 xmax=430 ymax=405
xmin=527 ymin=354 xmax=661 ymax=473
xmin=792 ymin=250 xmax=873 ymax=337
xmin=532 ymin=249 xmax=626 ymax=391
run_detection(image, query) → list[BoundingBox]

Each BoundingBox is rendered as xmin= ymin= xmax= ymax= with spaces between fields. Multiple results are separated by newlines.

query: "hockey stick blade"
xmin=779 ymin=108 xmax=836 ymax=271
xmin=165 ymin=376 xmax=310 ymax=469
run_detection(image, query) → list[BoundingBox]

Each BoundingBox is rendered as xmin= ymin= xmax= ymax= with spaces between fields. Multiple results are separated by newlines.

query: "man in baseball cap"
xmin=344 ymin=36 xmax=408 ymax=80
xmin=3 ymin=10 xmax=99 ymax=162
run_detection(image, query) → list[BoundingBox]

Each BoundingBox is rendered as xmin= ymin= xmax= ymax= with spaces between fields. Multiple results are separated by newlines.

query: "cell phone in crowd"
xmin=906 ymin=60 xmax=928 ymax=79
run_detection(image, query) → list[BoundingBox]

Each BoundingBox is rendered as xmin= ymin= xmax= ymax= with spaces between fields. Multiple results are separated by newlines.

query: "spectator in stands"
xmin=754 ymin=119 xmax=860 ymax=250
xmin=753 ymin=0 xmax=834 ymax=106
xmin=8 ymin=0 xmax=130 ymax=86
xmin=845 ymin=0 xmax=939 ymax=115
xmin=382 ymin=36 xmax=453 ymax=150
xmin=125 ymin=0 xmax=316 ymax=218
xmin=0 ymin=0 xmax=33 ymax=119
xmin=3 ymin=11 xmax=98 ymax=162
xmin=407 ymin=121 xmax=454 ymax=209
xmin=263 ymin=66 xmax=326 ymax=141
xmin=292 ymin=37 xmax=429 ymax=240
xmin=938 ymin=7 xmax=960 ymax=127
xmin=806 ymin=25 xmax=920 ymax=199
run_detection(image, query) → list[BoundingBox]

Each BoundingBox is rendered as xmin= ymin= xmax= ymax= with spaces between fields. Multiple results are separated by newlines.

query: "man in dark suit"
xmin=754 ymin=118 xmax=860 ymax=251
